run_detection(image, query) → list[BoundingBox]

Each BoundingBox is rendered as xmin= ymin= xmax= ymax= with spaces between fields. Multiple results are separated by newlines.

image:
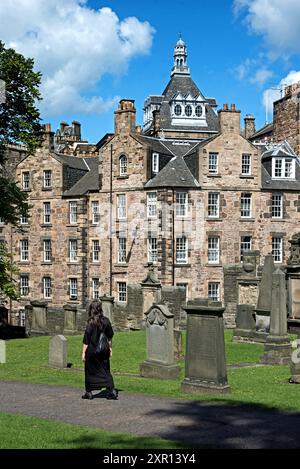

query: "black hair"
xmin=87 ymin=300 xmax=105 ymax=329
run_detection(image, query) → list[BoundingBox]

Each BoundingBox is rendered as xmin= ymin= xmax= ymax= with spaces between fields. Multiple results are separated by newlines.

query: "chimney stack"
xmin=72 ymin=121 xmax=81 ymax=140
xmin=41 ymin=123 xmax=54 ymax=151
xmin=114 ymin=99 xmax=136 ymax=134
xmin=244 ymin=114 xmax=256 ymax=140
xmin=218 ymin=103 xmax=241 ymax=135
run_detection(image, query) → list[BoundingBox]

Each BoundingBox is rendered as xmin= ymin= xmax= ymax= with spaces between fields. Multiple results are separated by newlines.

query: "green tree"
xmin=0 ymin=41 xmax=43 ymax=299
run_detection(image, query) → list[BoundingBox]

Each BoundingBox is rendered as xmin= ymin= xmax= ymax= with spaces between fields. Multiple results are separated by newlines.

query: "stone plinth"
xmin=63 ymin=304 xmax=77 ymax=335
xmin=181 ymin=299 xmax=230 ymax=394
xmin=233 ymin=304 xmax=256 ymax=342
xmin=140 ymin=304 xmax=180 ymax=380
xmin=49 ymin=335 xmax=68 ymax=368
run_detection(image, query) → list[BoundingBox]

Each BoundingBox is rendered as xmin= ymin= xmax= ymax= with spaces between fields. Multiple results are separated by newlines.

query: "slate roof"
xmin=250 ymin=123 xmax=273 ymax=140
xmin=145 ymin=155 xmax=200 ymax=189
xmin=261 ymin=141 xmax=300 ymax=190
xmin=135 ymin=134 xmax=205 ymax=158
xmin=63 ymin=157 xmax=99 ymax=196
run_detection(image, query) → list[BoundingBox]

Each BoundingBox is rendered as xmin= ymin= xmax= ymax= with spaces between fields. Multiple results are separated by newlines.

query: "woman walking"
xmin=81 ymin=300 xmax=118 ymax=400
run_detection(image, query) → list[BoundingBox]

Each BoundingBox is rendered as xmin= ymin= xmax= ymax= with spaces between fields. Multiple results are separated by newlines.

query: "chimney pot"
xmin=223 ymin=103 xmax=228 ymax=110
xmin=231 ymin=103 xmax=236 ymax=111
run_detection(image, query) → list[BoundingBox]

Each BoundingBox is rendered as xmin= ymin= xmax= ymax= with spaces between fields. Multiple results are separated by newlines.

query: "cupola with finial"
xmin=171 ymin=35 xmax=190 ymax=76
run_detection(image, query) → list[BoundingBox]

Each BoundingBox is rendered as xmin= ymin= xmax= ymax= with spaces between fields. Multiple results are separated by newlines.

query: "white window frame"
xmin=43 ymin=170 xmax=52 ymax=189
xmin=242 ymin=154 xmax=251 ymax=175
xmin=240 ymin=236 xmax=252 ymax=261
xmin=272 ymin=236 xmax=283 ymax=263
xmin=152 ymin=153 xmax=159 ymax=173
xmin=147 ymin=192 xmax=157 ymax=218
xmin=22 ymin=172 xmax=30 ymax=190
xmin=208 ymin=192 xmax=220 ymax=218
xmin=20 ymin=210 xmax=29 ymax=225
xmin=176 ymin=236 xmax=188 ymax=264
xmin=148 ymin=237 xmax=157 ymax=263
xmin=92 ymin=278 xmax=100 ymax=299
xmin=117 ymin=194 xmax=126 ymax=220
xmin=69 ymin=201 xmax=78 ymax=224
xmin=43 ymin=277 xmax=52 ymax=299
xmin=117 ymin=237 xmax=126 ymax=264
xmin=20 ymin=275 xmax=29 ymax=297
xmin=69 ymin=239 xmax=78 ymax=262
xmin=91 ymin=201 xmax=100 ymax=224
xmin=69 ymin=278 xmax=78 ymax=300
xmin=272 ymin=157 xmax=295 ymax=179
xmin=176 ymin=192 xmax=188 ymax=217
xmin=119 ymin=155 xmax=127 ymax=176
xmin=92 ymin=240 xmax=100 ymax=262
xmin=43 ymin=239 xmax=52 ymax=262
xmin=208 ymin=236 xmax=220 ymax=264
xmin=20 ymin=239 xmax=29 ymax=262
xmin=272 ymin=194 xmax=283 ymax=219
xmin=117 ymin=282 xmax=127 ymax=302
xmin=240 ymin=193 xmax=252 ymax=218
xmin=43 ymin=202 xmax=51 ymax=224
xmin=208 ymin=282 xmax=220 ymax=302
xmin=208 ymin=153 xmax=218 ymax=174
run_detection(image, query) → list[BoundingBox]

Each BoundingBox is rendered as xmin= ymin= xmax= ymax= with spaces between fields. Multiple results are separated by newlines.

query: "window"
xmin=20 ymin=210 xmax=29 ymax=225
xmin=240 ymin=236 xmax=252 ymax=261
xmin=242 ymin=154 xmax=251 ymax=175
xmin=147 ymin=192 xmax=157 ymax=218
xmin=92 ymin=278 xmax=100 ymax=299
xmin=69 ymin=201 xmax=78 ymax=224
xmin=117 ymin=282 xmax=127 ymax=302
xmin=69 ymin=278 xmax=78 ymax=300
xmin=117 ymin=194 xmax=126 ymax=219
xmin=43 ymin=239 xmax=52 ymax=262
xmin=176 ymin=236 xmax=188 ymax=264
xmin=152 ymin=153 xmax=159 ymax=173
xmin=92 ymin=240 xmax=100 ymax=262
xmin=195 ymin=105 xmax=202 ymax=117
xmin=91 ymin=201 xmax=100 ymax=224
xmin=148 ymin=237 xmax=157 ymax=263
xmin=119 ymin=155 xmax=127 ymax=176
xmin=241 ymin=193 xmax=252 ymax=218
xmin=18 ymin=309 xmax=26 ymax=327
xmin=176 ymin=192 xmax=188 ymax=217
xmin=208 ymin=153 xmax=218 ymax=174
xmin=69 ymin=240 xmax=77 ymax=262
xmin=43 ymin=277 xmax=52 ymax=299
xmin=22 ymin=172 xmax=30 ymax=190
xmin=20 ymin=239 xmax=29 ymax=261
xmin=208 ymin=236 xmax=220 ymax=264
xmin=272 ymin=158 xmax=295 ymax=179
xmin=208 ymin=282 xmax=220 ymax=302
xmin=20 ymin=275 xmax=29 ymax=296
xmin=43 ymin=202 xmax=51 ymax=224
xmin=272 ymin=194 xmax=283 ymax=218
xmin=185 ymin=105 xmax=192 ymax=116
xmin=118 ymin=237 xmax=126 ymax=263
xmin=272 ymin=236 xmax=283 ymax=263
xmin=208 ymin=192 xmax=220 ymax=218
xmin=43 ymin=170 xmax=52 ymax=188
xmin=174 ymin=104 xmax=182 ymax=116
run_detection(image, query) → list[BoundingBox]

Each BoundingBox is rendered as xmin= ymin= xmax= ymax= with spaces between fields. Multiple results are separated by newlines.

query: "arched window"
xmin=174 ymin=104 xmax=182 ymax=116
xmin=185 ymin=105 xmax=192 ymax=117
xmin=195 ymin=105 xmax=202 ymax=117
xmin=119 ymin=155 xmax=127 ymax=176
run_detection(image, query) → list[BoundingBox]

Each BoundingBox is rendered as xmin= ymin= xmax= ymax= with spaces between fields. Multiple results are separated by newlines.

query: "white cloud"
xmin=0 ymin=0 xmax=155 ymax=116
xmin=233 ymin=0 xmax=300 ymax=57
xmin=263 ymin=70 xmax=300 ymax=119
xmin=250 ymin=68 xmax=273 ymax=86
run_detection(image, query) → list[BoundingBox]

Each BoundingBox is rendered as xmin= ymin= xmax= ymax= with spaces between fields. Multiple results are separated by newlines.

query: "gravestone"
xmin=261 ymin=268 xmax=291 ymax=365
xmin=0 ymin=340 xmax=6 ymax=364
xmin=289 ymin=339 xmax=300 ymax=383
xmin=181 ymin=298 xmax=230 ymax=394
xmin=140 ymin=304 xmax=180 ymax=379
xmin=100 ymin=295 xmax=114 ymax=322
xmin=49 ymin=335 xmax=68 ymax=368
xmin=286 ymin=234 xmax=300 ymax=325
xmin=31 ymin=300 xmax=48 ymax=335
xmin=141 ymin=263 xmax=162 ymax=314
xmin=63 ymin=304 xmax=77 ymax=335
xmin=233 ymin=304 xmax=256 ymax=342
xmin=255 ymin=255 xmax=275 ymax=338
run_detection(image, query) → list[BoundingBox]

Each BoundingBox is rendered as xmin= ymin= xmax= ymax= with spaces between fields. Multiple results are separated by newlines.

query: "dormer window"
xmin=152 ymin=153 xmax=159 ymax=173
xmin=195 ymin=105 xmax=203 ymax=117
xmin=272 ymin=157 xmax=295 ymax=179
xmin=185 ymin=105 xmax=192 ymax=117
xmin=119 ymin=155 xmax=127 ymax=176
xmin=174 ymin=104 xmax=182 ymax=116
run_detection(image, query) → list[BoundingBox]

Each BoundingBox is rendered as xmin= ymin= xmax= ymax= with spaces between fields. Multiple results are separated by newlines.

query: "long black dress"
xmin=83 ymin=317 xmax=115 ymax=392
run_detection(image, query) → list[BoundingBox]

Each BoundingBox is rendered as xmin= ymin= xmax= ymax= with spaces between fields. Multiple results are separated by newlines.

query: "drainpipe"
xmin=109 ymin=144 xmax=113 ymax=296
xmin=172 ymin=189 xmax=175 ymax=286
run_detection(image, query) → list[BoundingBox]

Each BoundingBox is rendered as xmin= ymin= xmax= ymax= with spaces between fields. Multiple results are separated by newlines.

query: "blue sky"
xmin=1 ymin=0 xmax=300 ymax=143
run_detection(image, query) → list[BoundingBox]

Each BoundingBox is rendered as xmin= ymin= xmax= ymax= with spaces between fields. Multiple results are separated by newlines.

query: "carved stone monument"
xmin=141 ymin=263 xmax=162 ymax=315
xmin=63 ymin=304 xmax=77 ymax=335
xmin=289 ymin=339 xmax=300 ymax=384
xmin=49 ymin=335 xmax=68 ymax=368
xmin=286 ymin=234 xmax=300 ymax=328
xmin=140 ymin=304 xmax=180 ymax=379
xmin=181 ymin=298 xmax=230 ymax=394
xmin=233 ymin=304 xmax=256 ymax=342
xmin=255 ymin=255 xmax=276 ymax=338
xmin=261 ymin=268 xmax=291 ymax=365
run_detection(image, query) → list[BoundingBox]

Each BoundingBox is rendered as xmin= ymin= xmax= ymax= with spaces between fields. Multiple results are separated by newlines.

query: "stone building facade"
xmin=2 ymin=37 xmax=300 ymax=328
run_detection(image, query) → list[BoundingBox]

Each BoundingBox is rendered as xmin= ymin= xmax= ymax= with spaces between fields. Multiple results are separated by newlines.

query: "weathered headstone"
xmin=289 ymin=339 xmax=300 ymax=383
xmin=31 ymin=300 xmax=48 ymax=335
xmin=100 ymin=295 xmax=114 ymax=322
xmin=0 ymin=340 xmax=6 ymax=364
xmin=140 ymin=304 xmax=180 ymax=379
xmin=233 ymin=304 xmax=256 ymax=342
xmin=181 ymin=298 xmax=230 ymax=394
xmin=49 ymin=335 xmax=68 ymax=368
xmin=255 ymin=255 xmax=276 ymax=337
xmin=63 ymin=303 xmax=77 ymax=334
xmin=141 ymin=264 xmax=162 ymax=315
xmin=261 ymin=268 xmax=291 ymax=365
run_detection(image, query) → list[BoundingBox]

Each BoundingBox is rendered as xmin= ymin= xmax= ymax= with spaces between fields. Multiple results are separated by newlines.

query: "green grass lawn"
xmin=1 ymin=329 xmax=300 ymax=412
